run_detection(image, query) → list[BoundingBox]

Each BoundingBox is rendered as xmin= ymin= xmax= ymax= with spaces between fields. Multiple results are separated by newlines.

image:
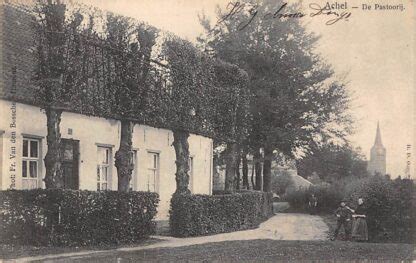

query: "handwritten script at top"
xmin=217 ymin=2 xmax=352 ymax=30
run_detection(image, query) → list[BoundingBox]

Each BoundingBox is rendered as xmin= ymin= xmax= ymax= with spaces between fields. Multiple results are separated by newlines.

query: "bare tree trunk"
xmin=115 ymin=120 xmax=134 ymax=192
xmin=173 ymin=130 xmax=191 ymax=195
xmin=236 ymin=154 xmax=241 ymax=190
xmin=44 ymin=108 xmax=64 ymax=189
xmin=250 ymin=162 xmax=255 ymax=190
xmin=263 ymin=146 xmax=273 ymax=192
xmin=242 ymin=149 xmax=249 ymax=190
xmin=224 ymin=142 xmax=238 ymax=192
xmin=254 ymin=149 xmax=262 ymax=190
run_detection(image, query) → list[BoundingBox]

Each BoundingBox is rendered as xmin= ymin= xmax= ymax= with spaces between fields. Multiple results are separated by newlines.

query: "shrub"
xmin=345 ymin=176 xmax=416 ymax=243
xmin=285 ymin=175 xmax=416 ymax=243
xmin=169 ymin=191 xmax=273 ymax=237
xmin=212 ymin=190 xmax=229 ymax=195
xmin=271 ymin=174 xmax=293 ymax=196
xmin=0 ymin=189 xmax=159 ymax=246
xmin=285 ymin=184 xmax=343 ymax=212
xmin=312 ymin=185 xmax=344 ymax=211
xmin=284 ymin=187 xmax=309 ymax=210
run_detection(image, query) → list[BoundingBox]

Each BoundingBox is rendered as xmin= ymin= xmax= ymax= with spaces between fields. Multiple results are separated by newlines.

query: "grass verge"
xmin=0 ymin=238 xmax=161 ymax=260
xmin=64 ymin=240 xmax=415 ymax=262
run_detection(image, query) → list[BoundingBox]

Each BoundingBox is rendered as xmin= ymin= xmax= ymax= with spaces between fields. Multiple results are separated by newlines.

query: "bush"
xmin=345 ymin=176 xmax=416 ymax=243
xmin=285 ymin=175 xmax=416 ymax=243
xmin=0 ymin=189 xmax=159 ymax=246
xmin=169 ymin=191 xmax=273 ymax=237
xmin=284 ymin=187 xmax=309 ymax=210
xmin=271 ymin=174 xmax=293 ymax=196
xmin=285 ymin=184 xmax=343 ymax=212
xmin=212 ymin=190 xmax=229 ymax=195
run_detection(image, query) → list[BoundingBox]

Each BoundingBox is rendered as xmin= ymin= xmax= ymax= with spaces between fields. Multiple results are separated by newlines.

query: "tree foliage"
xmin=211 ymin=60 xmax=250 ymax=144
xmin=34 ymin=0 xmax=81 ymax=107
xmin=210 ymin=60 xmax=250 ymax=191
xmin=198 ymin=0 xmax=352 ymax=191
xmin=32 ymin=1 xmax=163 ymax=190
xmin=32 ymin=0 xmax=248 ymax=193
xmin=159 ymin=36 xmax=216 ymax=136
xmin=297 ymin=144 xmax=369 ymax=183
xmin=199 ymin=0 xmax=351 ymax=154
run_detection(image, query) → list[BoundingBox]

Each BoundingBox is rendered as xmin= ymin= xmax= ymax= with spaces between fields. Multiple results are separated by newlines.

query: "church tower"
xmin=367 ymin=122 xmax=386 ymax=175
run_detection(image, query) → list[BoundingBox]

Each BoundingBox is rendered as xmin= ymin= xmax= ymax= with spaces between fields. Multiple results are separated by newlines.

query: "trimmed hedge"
xmin=0 ymin=189 xmax=159 ymax=246
xmin=169 ymin=191 xmax=273 ymax=237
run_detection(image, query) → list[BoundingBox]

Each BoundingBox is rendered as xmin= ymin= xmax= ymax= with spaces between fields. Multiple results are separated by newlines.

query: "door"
xmin=60 ymin=139 xmax=79 ymax=189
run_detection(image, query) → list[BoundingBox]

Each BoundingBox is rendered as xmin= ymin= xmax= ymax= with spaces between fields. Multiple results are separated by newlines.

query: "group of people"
xmin=307 ymin=195 xmax=368 ymax=241
xmin=332 ymin=198 xmax=368 ymax=241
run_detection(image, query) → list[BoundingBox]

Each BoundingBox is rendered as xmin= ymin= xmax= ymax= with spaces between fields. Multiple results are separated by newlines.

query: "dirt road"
xmin=13 ymin=213 xmax=329 ymax=262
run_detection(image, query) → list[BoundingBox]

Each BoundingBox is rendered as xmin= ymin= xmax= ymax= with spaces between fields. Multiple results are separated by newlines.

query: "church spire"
xmin=368 ymin=121 xmax=386 ymax=175
xmin=374 ymin=121 xmax=383 ymax=146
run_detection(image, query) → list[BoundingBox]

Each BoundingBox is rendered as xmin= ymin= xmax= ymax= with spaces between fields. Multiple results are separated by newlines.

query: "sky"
xmin=80 ymin=0 xmax=415 ymax=178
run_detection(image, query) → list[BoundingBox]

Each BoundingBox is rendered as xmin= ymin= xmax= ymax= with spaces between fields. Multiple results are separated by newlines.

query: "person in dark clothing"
xmin=308 ymin=194 xmax=318 ymax=215
xmin=331 ymin=200 xmax=354 ymax=241
xmin=351 ymin=198 xmax=369 ymax=241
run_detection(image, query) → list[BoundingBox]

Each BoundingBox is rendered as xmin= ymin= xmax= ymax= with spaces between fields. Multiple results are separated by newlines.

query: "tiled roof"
xmin=0 ymin=2 xmax=37 ymax=104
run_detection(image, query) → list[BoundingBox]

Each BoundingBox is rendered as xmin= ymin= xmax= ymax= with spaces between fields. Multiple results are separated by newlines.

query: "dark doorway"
xmin=60 ymin=138 xmax=79 ymax=189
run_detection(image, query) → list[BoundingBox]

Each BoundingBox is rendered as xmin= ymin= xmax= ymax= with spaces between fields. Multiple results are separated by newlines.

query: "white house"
xmin=0 ymin=1 xmax=213 ymax=219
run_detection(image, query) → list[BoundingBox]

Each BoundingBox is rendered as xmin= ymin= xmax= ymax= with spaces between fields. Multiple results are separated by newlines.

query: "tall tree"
xmin=34 ymin=0 xmax=87 ymax=188
xmin=241 ymin=146 xmax=249 ymax=189
xmin=104 ymin=15 xmax=158 ymax=192
xmin=160 ymin=36 xmax=215 ymax=195
xmin=34 ymin=1 xmax=160 ymax=191
xmin=210 ymin=60 xmax=250 ymax=192
xmin=254 ymin=148 xmax=262 ymax=190
xmin=199 ymin=0 xmax=352 ymax=192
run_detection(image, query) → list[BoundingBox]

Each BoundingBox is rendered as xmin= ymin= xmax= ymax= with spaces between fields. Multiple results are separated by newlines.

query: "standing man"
xmin=331 ymin=200 xmax=354 ymax=241
xmin=308 ymin=194 xmax=318 ymax=215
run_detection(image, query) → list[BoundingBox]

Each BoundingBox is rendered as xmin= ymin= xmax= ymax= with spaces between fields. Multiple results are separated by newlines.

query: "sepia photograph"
xmin=0 ymin=0 xmax=414 ymax=261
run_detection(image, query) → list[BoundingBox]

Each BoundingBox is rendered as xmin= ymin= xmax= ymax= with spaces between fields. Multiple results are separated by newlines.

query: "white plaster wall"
xmin=0 ymin=99 xmax=213 ymax=219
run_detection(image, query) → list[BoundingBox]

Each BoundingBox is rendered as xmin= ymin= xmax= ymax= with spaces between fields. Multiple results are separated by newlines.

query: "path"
xmin=11 ymin=213 xmax=329 ymax=262
xmin=150 ymin=213 xmax=328 ymax=247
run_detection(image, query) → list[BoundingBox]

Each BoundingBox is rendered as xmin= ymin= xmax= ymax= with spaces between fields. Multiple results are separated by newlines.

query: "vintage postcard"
xmin=0 ymin=0 xmax=414 ymax=261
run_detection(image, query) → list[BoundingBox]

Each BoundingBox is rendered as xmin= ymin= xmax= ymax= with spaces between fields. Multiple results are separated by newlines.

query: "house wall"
xmin=0 ymin=99 xmax=213 ymax=219
xmin=0 ymin=0 xmax=4 ymax=98
xmin=0 ymin=130 xmax=3 ymax=189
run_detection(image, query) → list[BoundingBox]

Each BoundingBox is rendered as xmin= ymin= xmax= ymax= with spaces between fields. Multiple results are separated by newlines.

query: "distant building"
xmin=367 ymin=122 xmax=386 ymax=175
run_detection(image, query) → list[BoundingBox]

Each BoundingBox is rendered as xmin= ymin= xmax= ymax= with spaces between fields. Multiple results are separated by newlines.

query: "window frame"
xmin=146 ymin=151 xmax=160 ymax=193
xmin=129 ymin=149 xmax=139 ymax=191
xmin=22 ymin=136 xmax=42 ymax=189
xmin=97 ymin=146 xmax=112 ymax=191
xmin=188 ymin=155 xmax=194 ymax=193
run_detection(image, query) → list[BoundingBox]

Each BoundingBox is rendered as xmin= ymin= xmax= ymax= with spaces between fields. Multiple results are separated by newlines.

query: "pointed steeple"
xmin=368 ymin=121 xmax=386 ymax=175
xmin=374 ymin=121 xmax=383 ymax=146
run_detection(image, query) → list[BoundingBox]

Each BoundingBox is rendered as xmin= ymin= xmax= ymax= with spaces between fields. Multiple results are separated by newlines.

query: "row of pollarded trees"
xmin=32 ymin=0 xmax=250 ymax=195
xmin=198 ymin=0 xmax=353 ymax=193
